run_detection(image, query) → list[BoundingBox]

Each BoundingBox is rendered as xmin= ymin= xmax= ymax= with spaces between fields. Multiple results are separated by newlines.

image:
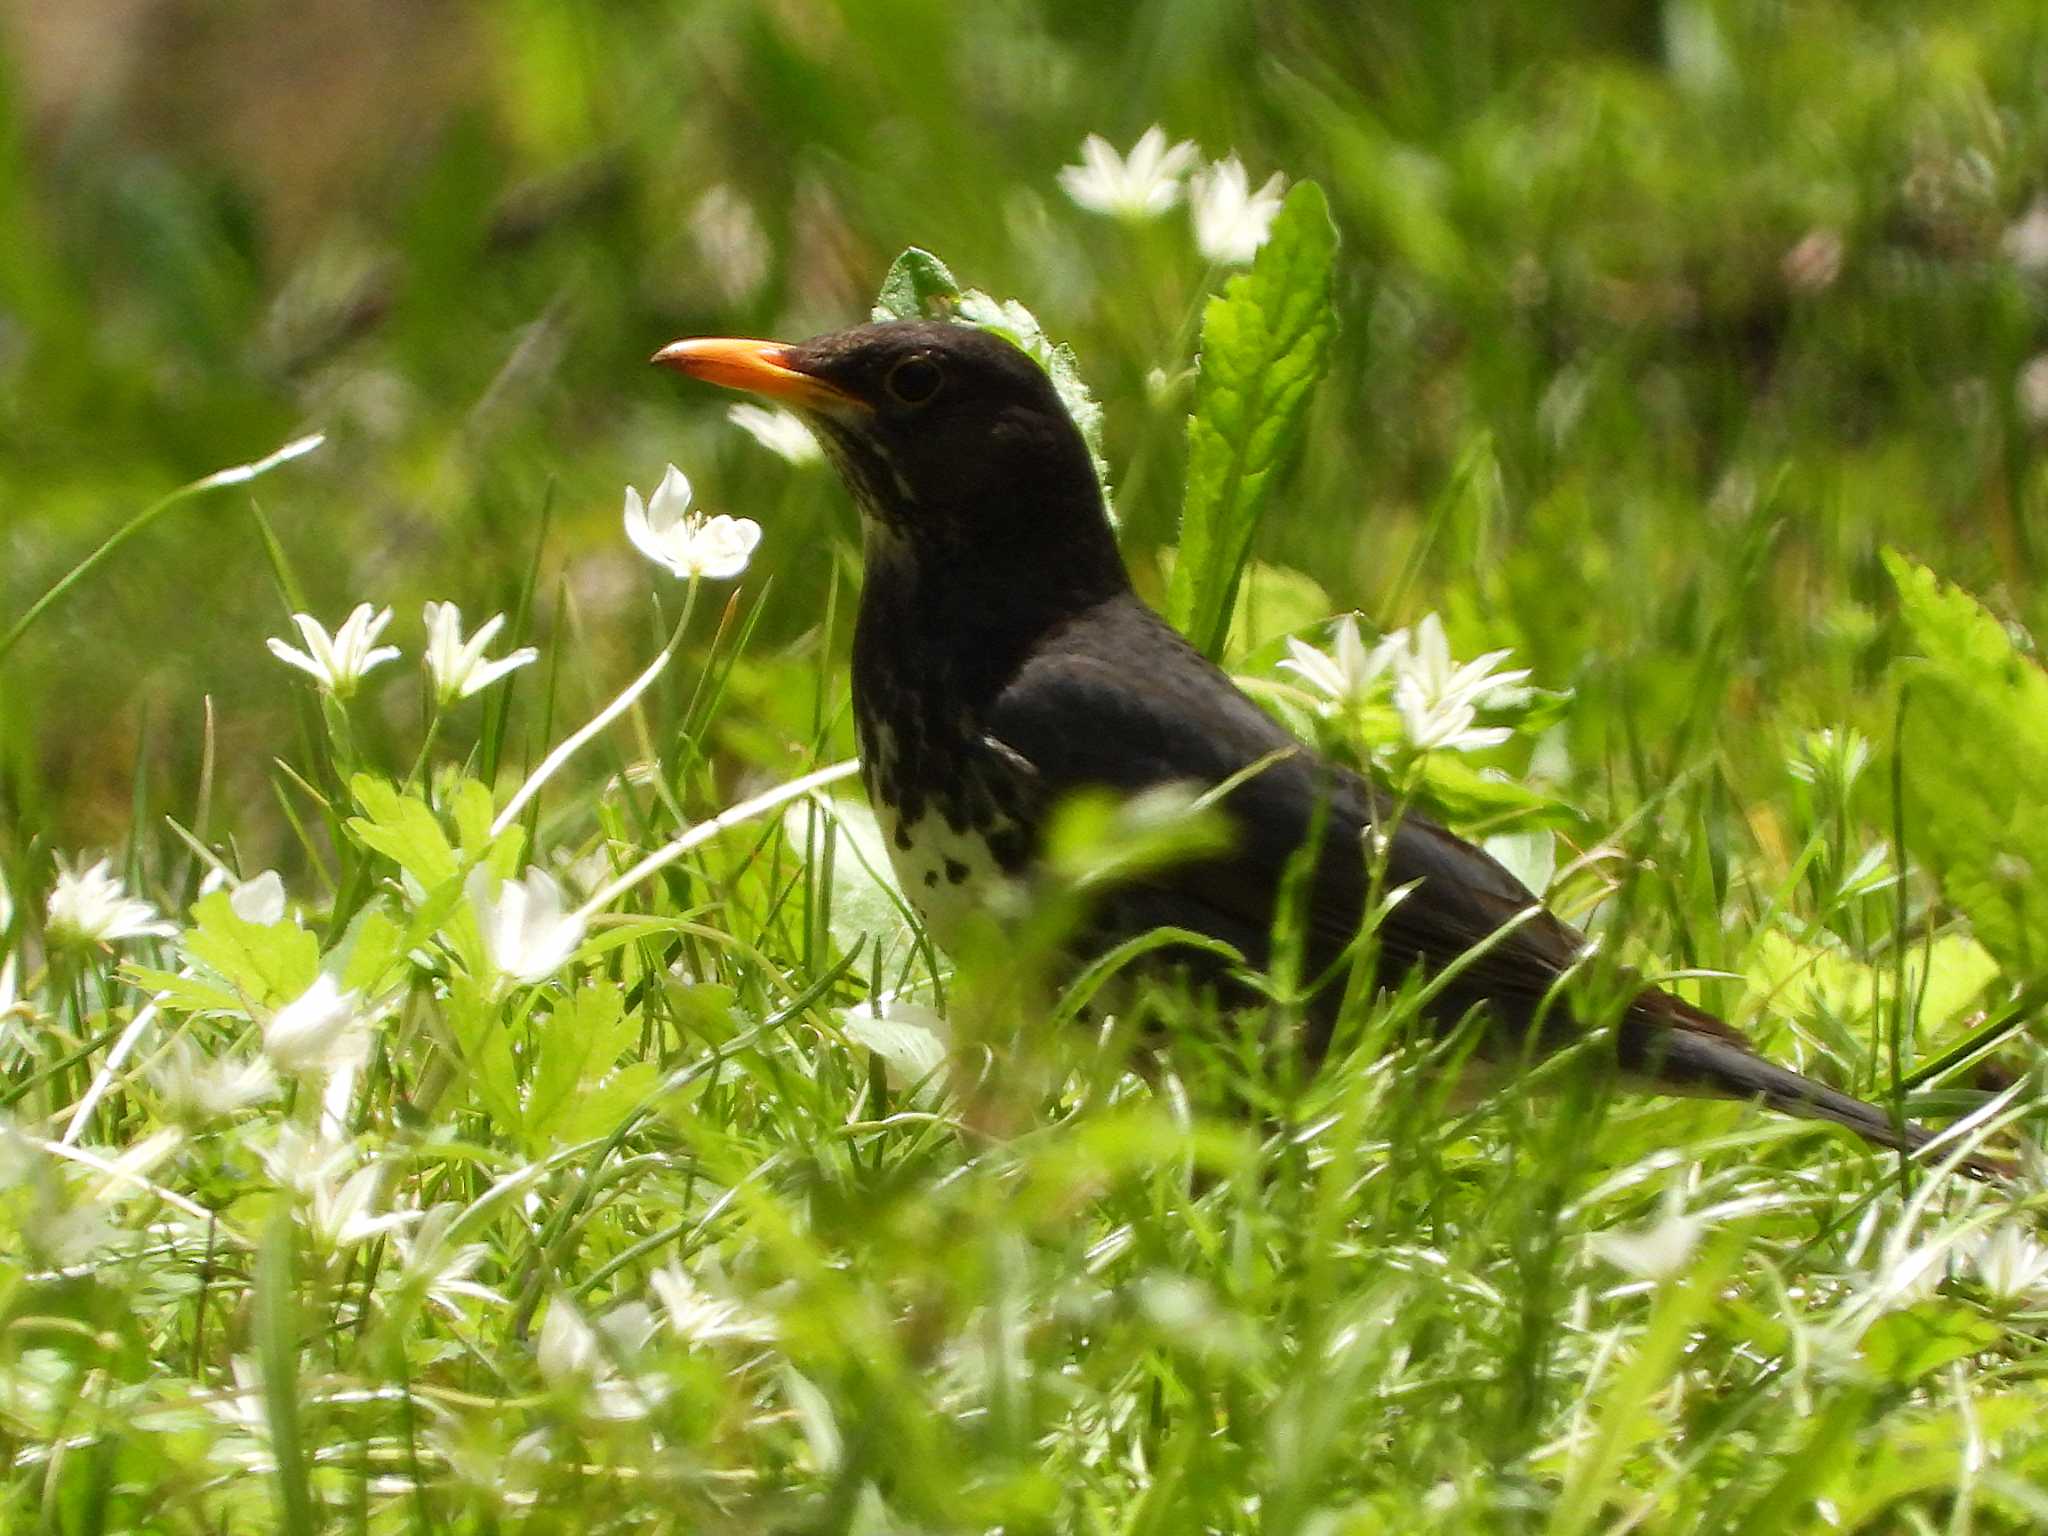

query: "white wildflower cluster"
xmin=537 ymin=1297 xmax=666 ymax=1422
xmin=258 ymin=1126 xmax=414 ymax=1251
xmin=1279 ymin=612 xmax=1531 ymax=755
xmin=1059 ymin=127 xmax=1286 ymax=266
xmin=268 ymin=601 xmax=533 ymax=706
xmin=624 ymin=464 xmax=762 ymax=581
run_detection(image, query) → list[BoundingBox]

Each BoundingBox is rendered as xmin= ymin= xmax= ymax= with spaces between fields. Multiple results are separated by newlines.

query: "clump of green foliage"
xmin=4 ymin=3 xmax=2048 ymax=1531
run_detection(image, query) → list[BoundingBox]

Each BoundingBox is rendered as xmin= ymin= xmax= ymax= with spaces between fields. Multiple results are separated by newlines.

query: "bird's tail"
xmin=1638 ymin=1000 xmax=2009 ymax=1182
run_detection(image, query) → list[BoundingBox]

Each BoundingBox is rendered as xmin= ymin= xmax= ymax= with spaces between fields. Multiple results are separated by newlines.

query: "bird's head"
xmin=654 ymin=320 xmax=1120 ymax=584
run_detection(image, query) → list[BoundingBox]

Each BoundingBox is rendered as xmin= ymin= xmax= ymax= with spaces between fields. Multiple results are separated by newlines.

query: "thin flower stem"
xmin=575 ymin=759 xmax=861 ymax=920
xmin=0 ymin=434 xmax=324 ymax=666
xmin=643 ymin=578 xmax=701 ymax=833
xmin=489 ymin=598 xmax=696 ymax=841
xmin=404 ymin=707 xmax=446 ymax=795
xmin=36 ymin=1135 xmax=253 ymax=1246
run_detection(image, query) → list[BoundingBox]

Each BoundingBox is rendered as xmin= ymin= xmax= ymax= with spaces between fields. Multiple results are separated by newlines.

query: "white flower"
xmin=151 ymin=1035 xmax=278 ymax=1121
xmin=389 ymin=1204 xmax=502 ymax=1316
xmin=422 ymin=602 xmax=538 ymax=705
xmin=200 ymin=866 xmax=290 ymax=925
xmin=1587 ymin=1190 xmax=1703 ymax=1283
xmin=1388 ymin=614 xmax=1530 ymax=753
xmin=308 ymin=1161 xmax=415 ymax=1251
xmin=258 ymin=1124 xmax=354 ymax=1198
xmin=623 ymin=464 xmax=762 ymax=580
xmin=260 ymin=1126 xmax=413 ymax=1250
xmin=538 ymin=1298 xmax=663 ymax=1421
xmin=1970 ymin=1225 xmax=2048 ymax=1304
xmin=45 ymin=858 xmax=174 ymax=946
xmin=1277 ymin=614 xmax=1399 ymax=708
xmin=266 ymin=603 xmax=401 ymax=698
xmin=229 ymin=870 xmax=288 ymax=925
xmin=839 ymin=999 xmax=949 ymax=1091
xmin=650 ymin=1263 xmax=775 ymax=1346
xmin=1058 ymin=126 xmax=1197 ymax=219
xmin=726 ymin=403 xmax=822 ymax=464
xmin=467 ymin=866 xmax=587 ymax=987
xmin=2018 ymin=354 xmax=2048 ymax=428
xmin=0 ymin=867 xmax=16 ymax=1015
xmin=2004 ymin=200 xmax=2048 ymax=276
xmin=262 ymin=974 xmax=367 ymax=1076
xmin=1189 ymin=156 xmax=1286 ymax=264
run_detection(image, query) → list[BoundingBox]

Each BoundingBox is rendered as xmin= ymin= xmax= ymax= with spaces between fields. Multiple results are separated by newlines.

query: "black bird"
xmin=655 ymin=319 xmax=1986 ymax=1174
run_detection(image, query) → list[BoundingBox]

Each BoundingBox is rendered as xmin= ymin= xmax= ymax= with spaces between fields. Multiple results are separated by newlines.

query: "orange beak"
xmin=650 ymin=337 xmax=865 ymax=413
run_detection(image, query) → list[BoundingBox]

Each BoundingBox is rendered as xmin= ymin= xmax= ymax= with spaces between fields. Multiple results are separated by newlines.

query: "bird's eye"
xmin=885 ymin=355 xmax=944 ymax=405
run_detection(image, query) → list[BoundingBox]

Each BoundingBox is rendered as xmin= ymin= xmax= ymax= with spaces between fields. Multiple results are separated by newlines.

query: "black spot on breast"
xmin=944 ymin=858 xmax=969 ymax=884
xmin=923 ymin=870 xmax=938 ymax=888
xmin=986 ymin=827 xmax=1030 ymax=872
xmin=894 ymin=824 xmax=914 ymax=851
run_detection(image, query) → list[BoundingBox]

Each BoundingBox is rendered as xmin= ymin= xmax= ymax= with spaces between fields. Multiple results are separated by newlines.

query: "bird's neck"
xmin=851 ymin=504 xmax=1126 ymax=725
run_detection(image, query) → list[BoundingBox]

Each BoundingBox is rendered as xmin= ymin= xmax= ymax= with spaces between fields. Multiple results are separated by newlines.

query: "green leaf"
xmin=1860 ymin=1299 xmax=2001 ymax=1384
xmin=334 ymin=904 xmax=406 ymax=995
xmin=553 ymin=1062 xmax=660 ymax=1144
xmin=785 ymin=797 xmax=917 ymax=969
xmin=449 ymin=777 xmax=502 ymax=861
xmin=346 ymin=776 xmax=460 ymax=893
xmin=523 ymin=983 xmax=636 ymax=1149
xmin=122 ymin=966 xmax=245 ymax=1017
xmin=1885 ymin=551 xmax=2048 ymax=976
xmin=871 ymin=247 xmax=963 ymax=324
xmin=179 ymin=891 xmax=319 ymax=1009
xmin=1168 ymin=181 xmax=1340 ymax=661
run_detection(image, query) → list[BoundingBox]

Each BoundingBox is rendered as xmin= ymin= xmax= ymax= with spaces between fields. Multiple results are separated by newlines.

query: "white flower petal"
xmin=263 ymin=974 xmax=366 ymax=1076
xmin=1058 ymin=126 xmax=1196 ymax=219
xmin=468 ymin=866 xmax=587 ymax=987
xmin=46 ymin=857 xmax=174 ymax=945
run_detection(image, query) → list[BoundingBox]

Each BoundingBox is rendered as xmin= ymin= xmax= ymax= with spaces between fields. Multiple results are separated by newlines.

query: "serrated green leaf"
xmin=871 ymin=247 xmax=962 ymax=323
xmin=1860 ymin=1299 xmax=2001 ymax=1384
xmin=450 ymin=778 xmax=500 ymax=859
xmin=523 ymin=983 xmax=635 ymax=1149
xmin=180 ymin=891 xmax=319 ymax=1008
xmin=347 ymin=775 xmax=460 ymax=891
xmin=1169 ymin=181 xmax=1340 ymax=660
xmin=554 ymin=1061 xmax=661 ymax=1143
xmin=121 ymin=966 xmax=244 ymax=1017
xmin=1885 ymin=551 xmax=2048 ymax=976
xmin=335 ymin=905 xmax=406 ymax=995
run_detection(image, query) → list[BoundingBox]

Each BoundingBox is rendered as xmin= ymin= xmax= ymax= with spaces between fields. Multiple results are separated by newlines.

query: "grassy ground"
xmin=4 ymin=2 xmax=2048 ymax=1530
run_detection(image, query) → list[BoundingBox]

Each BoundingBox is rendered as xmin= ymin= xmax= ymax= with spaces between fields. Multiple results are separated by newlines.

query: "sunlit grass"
xmin=5 ymin=1 xmax=2048 ymax=1529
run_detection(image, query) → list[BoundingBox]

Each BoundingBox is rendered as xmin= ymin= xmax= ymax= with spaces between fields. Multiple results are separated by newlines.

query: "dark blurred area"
xmin=2 ymin=0 xmax=2044 ymax=859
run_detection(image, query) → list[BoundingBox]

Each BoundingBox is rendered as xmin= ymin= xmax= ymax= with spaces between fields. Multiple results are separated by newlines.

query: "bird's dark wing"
xmin=984 ymin=597 xmax=1599 ymax=1038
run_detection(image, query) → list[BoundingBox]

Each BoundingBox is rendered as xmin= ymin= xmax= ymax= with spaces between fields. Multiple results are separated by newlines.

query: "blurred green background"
xmin=3 ymin=0 xmax=2044 ymax=860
